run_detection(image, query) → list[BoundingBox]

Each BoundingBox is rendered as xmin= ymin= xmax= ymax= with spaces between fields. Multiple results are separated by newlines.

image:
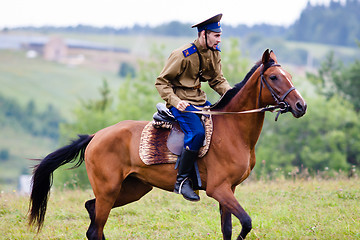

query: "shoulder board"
xmin=182 ymin=45 xmax=197 ymax=57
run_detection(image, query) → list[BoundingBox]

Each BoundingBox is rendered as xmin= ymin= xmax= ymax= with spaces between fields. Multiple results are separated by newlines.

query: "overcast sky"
xmin=0 ymin=0 xmax=341 ymax=28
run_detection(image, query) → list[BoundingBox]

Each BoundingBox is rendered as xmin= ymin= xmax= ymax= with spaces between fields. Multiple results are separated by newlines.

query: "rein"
xmin=184 ymin=63 xmax=296 ymax=121
xmin=184 ymin=104 xmax=286 ymax=115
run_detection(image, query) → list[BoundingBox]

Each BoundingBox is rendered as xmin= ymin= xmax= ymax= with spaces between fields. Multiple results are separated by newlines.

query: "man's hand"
xmin=176 ymin=100 xmax=190 ymax=111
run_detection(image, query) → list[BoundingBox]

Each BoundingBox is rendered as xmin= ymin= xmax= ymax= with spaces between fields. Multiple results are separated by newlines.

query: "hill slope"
xmin=0 ymin=49 xmax=122 ymax=189
xmin=0 ymin=49 xmax=122 ymax=118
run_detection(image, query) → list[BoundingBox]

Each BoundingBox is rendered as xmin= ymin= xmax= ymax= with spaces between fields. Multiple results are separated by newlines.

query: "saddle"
xmin=139 ymin=103 xmax=213 ymax=165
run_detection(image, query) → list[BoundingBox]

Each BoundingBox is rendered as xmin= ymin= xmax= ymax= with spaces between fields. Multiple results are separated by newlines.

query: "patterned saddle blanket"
xmin=139 ymin=116 xmax=213 ymax=165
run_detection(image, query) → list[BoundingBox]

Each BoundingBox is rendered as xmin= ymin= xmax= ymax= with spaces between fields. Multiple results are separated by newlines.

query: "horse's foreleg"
xmin=219 ymin=204 xmax=232 ymax=240
xmin=209 ymin=188 xmax=252 ymax=240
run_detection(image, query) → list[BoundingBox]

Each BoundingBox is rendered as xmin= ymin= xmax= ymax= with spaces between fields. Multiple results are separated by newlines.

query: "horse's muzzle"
xmin=291 ymin=100 xmax=307 ymax=118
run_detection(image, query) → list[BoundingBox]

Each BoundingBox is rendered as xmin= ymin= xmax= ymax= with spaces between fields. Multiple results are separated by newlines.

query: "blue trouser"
xmin=170 ymin=101 xmax=211 ymax=151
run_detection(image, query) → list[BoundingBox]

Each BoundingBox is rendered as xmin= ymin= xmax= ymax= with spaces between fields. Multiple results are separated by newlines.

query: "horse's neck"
xmin=220 ymin=70 xmax=265 ymax=148
xmin=225 ymin=81 xmax=259 ymax=112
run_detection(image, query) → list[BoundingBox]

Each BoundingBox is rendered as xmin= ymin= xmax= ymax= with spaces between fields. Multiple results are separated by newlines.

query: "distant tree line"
xmin=6 ymin=0 xmax=360 ymax=47
xmin=288 ymin=0 xmax=360 ymax=46
xmin=0 ymin=94 xmax=64 ymax=141
xmin=8 ymin=22 xmax=286 ymax=39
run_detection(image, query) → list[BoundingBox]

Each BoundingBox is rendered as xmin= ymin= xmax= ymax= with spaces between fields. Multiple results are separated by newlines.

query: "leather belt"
xmin=173 ymin=84 xmax=201 ymax=90
xmin=193 ymin=84 xmax=201 ymax=89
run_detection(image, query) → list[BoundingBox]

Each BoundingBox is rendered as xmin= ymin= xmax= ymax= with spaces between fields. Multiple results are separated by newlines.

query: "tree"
xmin=0 ymin=94 xmax=63 ymax=140
xmin=288 ymin=0 xmax=360 ymax=46
xmin=0 ymin=149 xmax=9 ymax=161
xmin=335 ymin=59 xmax=360 ymax=111
xmin=307 ymin=51 xmax=343 ymax=99
xmin=307 ymin=50 xmax=360 ymax=112
xmin=118 ymin=62 xmax=136 ymax=78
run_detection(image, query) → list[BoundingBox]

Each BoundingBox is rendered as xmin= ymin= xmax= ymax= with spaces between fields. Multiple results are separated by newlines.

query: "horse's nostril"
xmin=296 ymin=102 xmax=304 ymax=111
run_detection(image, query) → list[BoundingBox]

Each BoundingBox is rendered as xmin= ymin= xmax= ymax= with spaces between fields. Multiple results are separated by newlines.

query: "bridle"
xmin=184 ymin=61 xmax=297 ymax=121
xmin=258 ymin=62 xmax=296 ymax=120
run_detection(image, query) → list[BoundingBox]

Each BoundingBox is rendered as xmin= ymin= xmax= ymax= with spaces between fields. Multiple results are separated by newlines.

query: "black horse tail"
xmin=28 ymin=134 xmax=94 ymax=231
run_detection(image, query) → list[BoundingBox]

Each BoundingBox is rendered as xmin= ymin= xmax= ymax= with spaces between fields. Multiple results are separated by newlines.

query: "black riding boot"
xmin=174 ymin=148 xmax=200 ymax=202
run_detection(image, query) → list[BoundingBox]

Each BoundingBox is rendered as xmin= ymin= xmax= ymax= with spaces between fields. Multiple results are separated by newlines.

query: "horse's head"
xmin=259 ymin=49 xmax=307 ymax=118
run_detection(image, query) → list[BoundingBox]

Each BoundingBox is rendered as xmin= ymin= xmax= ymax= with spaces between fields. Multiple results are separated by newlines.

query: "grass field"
xmin=1 ymin=178 xmax=359 ymax=239
xmin=0 ymin=49 xmax=122 ymax=118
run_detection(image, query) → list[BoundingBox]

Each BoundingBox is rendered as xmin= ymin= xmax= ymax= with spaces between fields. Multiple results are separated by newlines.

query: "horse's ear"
xmin=269 ymin=50 xmax=278 ymax=63
xmin=262 ymin=49 xmax=271 ymax=64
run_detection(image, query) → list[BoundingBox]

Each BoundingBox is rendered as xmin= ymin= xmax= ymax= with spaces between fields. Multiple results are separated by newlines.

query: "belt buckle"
xmin=194 ymin=83 xmax=201 ymax=90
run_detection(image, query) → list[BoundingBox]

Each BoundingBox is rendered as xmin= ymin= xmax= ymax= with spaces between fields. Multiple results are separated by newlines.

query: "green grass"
xmin=1 ymin=179 xmax=359 ymax=239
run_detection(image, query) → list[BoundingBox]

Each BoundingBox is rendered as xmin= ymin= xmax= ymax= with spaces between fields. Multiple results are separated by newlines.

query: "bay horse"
xmin=29 ymin=49 xmax=307 ymax=240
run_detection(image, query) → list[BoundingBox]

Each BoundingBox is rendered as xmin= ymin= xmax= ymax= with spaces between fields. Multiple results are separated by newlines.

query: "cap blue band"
xmin=197 ymin=21 xmax=221 ymax=32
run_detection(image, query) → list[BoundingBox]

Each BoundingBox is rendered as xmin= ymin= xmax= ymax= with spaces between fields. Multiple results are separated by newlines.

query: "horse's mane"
xmin=211 ymin=60 xmax=262 ymax=110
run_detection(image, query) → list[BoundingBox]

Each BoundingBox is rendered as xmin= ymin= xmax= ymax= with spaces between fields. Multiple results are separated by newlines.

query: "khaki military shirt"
xmin=155 ymin=38 xmax=232 ymax=108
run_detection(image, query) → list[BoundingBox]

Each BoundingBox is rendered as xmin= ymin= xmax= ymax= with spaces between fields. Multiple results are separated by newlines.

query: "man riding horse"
xmin=155 ymin=14 xmax=232 ymax=201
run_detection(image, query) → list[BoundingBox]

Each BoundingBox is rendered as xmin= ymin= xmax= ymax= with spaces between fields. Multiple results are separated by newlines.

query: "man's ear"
xmin=198 ymin=30 xmax=206 ymax=42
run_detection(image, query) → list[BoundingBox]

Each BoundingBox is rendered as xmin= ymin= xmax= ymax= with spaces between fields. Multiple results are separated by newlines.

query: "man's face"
xmin=206 ymin=31 xmax=222 ymax=50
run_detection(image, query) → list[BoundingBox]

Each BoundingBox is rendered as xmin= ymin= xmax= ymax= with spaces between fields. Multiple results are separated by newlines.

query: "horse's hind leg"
xmin=85 ymin=199 xmax=102 ymax=240
xmin=85 ymin=193 xmax=117 ymax=240
xmin=85 ymin=176 xmax=153 ymax=240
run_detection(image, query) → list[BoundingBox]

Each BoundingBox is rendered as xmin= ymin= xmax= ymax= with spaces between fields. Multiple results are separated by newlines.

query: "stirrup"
xmin=178 ymin=177 xmax=188 ymax=195
xmin=175 ymin=177 xmax=200 ymax=201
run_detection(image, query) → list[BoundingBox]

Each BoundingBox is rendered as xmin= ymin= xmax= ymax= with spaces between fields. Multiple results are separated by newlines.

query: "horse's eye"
xmin=269 ymin=75 xmax=277 ymax=81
